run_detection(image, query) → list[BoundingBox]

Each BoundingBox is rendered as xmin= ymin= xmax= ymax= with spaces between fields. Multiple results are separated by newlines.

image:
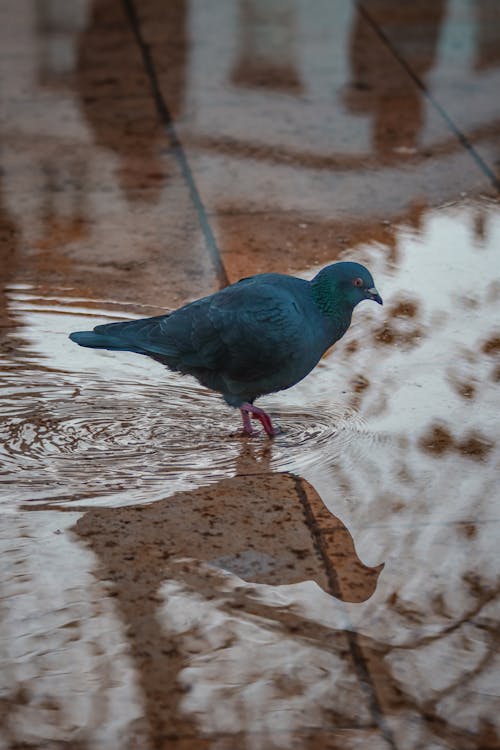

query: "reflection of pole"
xmin=35 ymin=0 xmax=89 ymax=81
xmin=231 ymin=0 xmax=303 ymax=92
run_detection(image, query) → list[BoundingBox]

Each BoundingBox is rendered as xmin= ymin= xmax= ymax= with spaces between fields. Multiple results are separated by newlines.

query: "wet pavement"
xmin=1 ymin=1 xmax=500 ymax=749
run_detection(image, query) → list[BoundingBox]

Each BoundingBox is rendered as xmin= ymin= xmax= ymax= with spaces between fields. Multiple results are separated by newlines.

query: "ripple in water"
xmin=0 ymin=290 xmax=372 ymax=508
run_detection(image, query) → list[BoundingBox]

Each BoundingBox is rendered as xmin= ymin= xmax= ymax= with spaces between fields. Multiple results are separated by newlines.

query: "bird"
xmin=69 ymin=261 xmax=382 ymax=437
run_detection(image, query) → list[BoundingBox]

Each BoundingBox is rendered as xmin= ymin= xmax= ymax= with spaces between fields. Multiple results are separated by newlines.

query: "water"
xmin=3 ymin=0 xmax=500 ymax=742
xmin=1 ymin=203 xmax=500 ymax=750
xmin=0 ymin=287 xmax=369 ymax=506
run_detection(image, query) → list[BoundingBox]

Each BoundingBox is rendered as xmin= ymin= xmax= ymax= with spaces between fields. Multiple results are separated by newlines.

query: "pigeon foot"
xmin=240 ymin=403 xmax=276 ymax=438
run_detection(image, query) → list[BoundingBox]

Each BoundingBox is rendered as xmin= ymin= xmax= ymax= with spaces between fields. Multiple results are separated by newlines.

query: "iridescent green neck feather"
xmin=310 ymin=273 xmax=354 ymax=344
xmin=311 ymin=272 xmax=352 ymax=318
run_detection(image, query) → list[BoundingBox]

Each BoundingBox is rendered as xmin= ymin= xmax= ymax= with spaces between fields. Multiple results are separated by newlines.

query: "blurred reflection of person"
xmin=344 ymin=1 xmax=447 ymax=160
xmin=75 ymin=0 xmax=188 ymax=204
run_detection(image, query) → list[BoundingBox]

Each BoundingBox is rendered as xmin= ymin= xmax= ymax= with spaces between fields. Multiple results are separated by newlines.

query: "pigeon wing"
xmin=96 ymin=281 xmax=306 ymax=381
xmin=198 ymin=282 xmax=305 ymax=381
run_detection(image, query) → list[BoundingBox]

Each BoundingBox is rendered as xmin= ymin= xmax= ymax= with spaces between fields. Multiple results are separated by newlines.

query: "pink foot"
xmin=240 ymin=403 xmax=276 ymax=437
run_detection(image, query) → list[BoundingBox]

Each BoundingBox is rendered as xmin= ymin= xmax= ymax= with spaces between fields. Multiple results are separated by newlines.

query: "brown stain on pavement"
xmin=419 ymin=422 xmax=495 ymax=461
xmin=482 ymin=335 xmax=500 ymax=355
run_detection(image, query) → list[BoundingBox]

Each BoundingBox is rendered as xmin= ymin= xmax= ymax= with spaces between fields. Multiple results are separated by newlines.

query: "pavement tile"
xmin=297 ymin=477 xmax=384 ymax=603
xmin=69 ymin=473 xmax=388 ymax=747
xmin=135 ymin=0 xmax=496 ymax=281
xmin=0 ymin=0 xmax=221 ymax=308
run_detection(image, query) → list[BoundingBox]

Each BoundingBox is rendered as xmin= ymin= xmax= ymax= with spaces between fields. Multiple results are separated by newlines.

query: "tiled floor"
xmin=1 ymin=1 xmax=499 ymax=749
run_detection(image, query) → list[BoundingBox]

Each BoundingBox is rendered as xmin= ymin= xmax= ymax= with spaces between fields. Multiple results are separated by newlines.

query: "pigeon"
xmin=69 ymin=261 xmax=382 ymax=436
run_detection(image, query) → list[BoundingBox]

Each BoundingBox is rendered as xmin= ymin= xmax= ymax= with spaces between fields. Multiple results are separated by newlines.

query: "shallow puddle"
xmin=1 ymin=204 xmax=500 ymax=747
xmin=1 ymin=200 xmax=498 ymax=510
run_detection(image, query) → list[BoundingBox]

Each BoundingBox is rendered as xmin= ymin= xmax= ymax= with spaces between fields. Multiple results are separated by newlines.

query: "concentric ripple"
xmin=0 ymin=289 xmax=372 ymax=507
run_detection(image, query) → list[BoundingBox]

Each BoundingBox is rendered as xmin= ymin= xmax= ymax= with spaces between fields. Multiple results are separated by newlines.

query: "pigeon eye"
xmin=353 ymin=277 xmax=364 ymax=288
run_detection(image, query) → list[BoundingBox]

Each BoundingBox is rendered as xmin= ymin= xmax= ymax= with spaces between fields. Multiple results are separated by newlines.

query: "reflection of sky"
xmin=158 ymin=579 xmax=370 ymax=748
xmin=293 ymin=201 xmax=499 ymax=433
xmin=0 ymin=510 xmax=145 ymax=745
xmin=288 ymin=204 xmax=500 ymax=642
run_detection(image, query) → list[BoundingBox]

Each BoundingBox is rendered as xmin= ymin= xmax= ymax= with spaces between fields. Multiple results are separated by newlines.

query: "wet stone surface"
xmin=1 ymin=1 xmax=500 ymax=749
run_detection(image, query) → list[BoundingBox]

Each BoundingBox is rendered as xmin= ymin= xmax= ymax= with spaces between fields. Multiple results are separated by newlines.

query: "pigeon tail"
xmin=69 ymin=331 xmax=145 ymax=354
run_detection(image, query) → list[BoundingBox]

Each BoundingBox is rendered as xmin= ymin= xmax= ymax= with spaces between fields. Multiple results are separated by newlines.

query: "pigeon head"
xmin=311 ymin=261 xmax=382 ymax=315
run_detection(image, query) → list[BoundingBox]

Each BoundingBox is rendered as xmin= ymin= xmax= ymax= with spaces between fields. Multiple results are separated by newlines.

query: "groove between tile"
xmin=121 ymin=0 xmax=230 ymax=289
xmin=293 ymin=475 xmax=399 ymax=750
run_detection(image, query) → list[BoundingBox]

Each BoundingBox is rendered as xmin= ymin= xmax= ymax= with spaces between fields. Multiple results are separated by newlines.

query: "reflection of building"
xmin=1 ymin=0 xmax=216 ymax=303
xmin=181 ymin=0 xmax=498 ymax=223
xmin=3 ymin=0 xmax=499 ymax=288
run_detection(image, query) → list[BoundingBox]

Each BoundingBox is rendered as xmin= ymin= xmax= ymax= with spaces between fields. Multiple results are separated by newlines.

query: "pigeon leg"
xmin=240 ymin=406 xmax=255 ymax=435
xmin=240 ymin=403 xmax=276 ymax=438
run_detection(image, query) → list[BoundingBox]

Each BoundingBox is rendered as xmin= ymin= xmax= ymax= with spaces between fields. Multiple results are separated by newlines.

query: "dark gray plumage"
xmin=69 ymin=261 xmax=382 ymax=436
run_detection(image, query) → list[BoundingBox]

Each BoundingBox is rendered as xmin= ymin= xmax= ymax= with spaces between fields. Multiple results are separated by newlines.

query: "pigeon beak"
xmin=367 ymin=287 xmax=383 ymax=305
